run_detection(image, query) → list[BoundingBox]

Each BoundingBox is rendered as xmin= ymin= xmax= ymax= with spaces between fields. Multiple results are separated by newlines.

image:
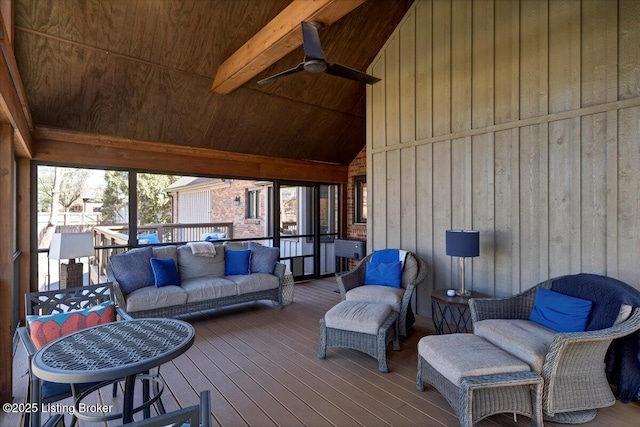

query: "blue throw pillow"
xmin=110 ymin=246 xmax=154 ymax=295
xmin=225 ymin=249 xmax=251 ymax=276
xmin=248 ymin=242 xmax=280 ymax=274
xmin=364 ymin=261 xmax=403 ymax=288
xmin=150 ymin=257 xmax=180 ymax=287
xmin=530 ymin=287 xmax=593 ymax=332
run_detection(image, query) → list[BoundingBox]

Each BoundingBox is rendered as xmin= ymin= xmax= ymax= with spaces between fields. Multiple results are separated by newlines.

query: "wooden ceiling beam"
xmin=211 ymin=0 xmax=367 ymax=95
xmin=33 ymin=127 xmax=348 ymax=184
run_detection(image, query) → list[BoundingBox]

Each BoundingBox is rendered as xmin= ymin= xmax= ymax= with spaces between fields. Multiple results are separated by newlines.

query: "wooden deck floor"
xmin=7 ymin=277 xmax=640 ymax=426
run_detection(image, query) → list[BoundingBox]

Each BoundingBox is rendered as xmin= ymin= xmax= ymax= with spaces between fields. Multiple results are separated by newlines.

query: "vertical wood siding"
xmin=367 ymin=0 xmax=640 ymax=315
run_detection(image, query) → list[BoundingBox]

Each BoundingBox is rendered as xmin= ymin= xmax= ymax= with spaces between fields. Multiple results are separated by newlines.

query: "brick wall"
xmin=209 ymin=180 xmax=268 ymax=239
xmin=346 ymin=146 xmax=367 ymax=269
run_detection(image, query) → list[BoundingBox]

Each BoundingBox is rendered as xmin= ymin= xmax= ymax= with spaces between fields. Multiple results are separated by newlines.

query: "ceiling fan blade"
xmin=301 ymin=21 xmax=325 ymax=61
xmin=257 ymin=63 xmax=305 ymax=85
xmin=325 ymin=63 xmax=381 ymax=85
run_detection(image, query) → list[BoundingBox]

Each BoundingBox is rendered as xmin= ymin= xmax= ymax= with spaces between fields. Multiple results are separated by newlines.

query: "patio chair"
xmin=337 ymin=249 xmax=428 ymax=337
xmin=17 ymin=283 xmax=131 ymax=427
xmin=41 ymin=390 xmax=211 ymax=427
xmin=469 ymin=274 xmax=640 ymax=423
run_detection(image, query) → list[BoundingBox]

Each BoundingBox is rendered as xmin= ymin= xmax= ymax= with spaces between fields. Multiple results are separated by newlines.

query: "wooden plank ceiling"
xmin=14 ymin=0 xmax=413 ymax=166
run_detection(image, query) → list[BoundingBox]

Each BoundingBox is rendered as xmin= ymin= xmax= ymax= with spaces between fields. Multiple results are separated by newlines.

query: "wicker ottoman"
xmin=318 ymin=301 xmax=400 ymax=372
xmin=417 ymin=334 xmax=543 ymax=427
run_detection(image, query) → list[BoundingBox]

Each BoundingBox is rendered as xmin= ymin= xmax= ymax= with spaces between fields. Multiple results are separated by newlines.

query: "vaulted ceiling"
xmin=14 ymin=0 xmax=413 ymax=166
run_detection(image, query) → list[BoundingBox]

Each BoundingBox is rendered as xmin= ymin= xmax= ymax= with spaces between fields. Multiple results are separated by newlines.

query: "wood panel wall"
xmin=367 ymin=0 xmax=640 ymax=315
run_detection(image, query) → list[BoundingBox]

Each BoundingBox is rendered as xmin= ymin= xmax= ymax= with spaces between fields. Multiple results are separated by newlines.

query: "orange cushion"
xmin=27 ymin=301 xmax=115 ymax=350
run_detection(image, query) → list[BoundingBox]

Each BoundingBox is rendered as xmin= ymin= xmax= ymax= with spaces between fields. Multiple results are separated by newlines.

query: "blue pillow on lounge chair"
xmin=364 ymin=261 xmax=403 ymax=288
xmin=530 ymin=287 xmax=593 ymax=332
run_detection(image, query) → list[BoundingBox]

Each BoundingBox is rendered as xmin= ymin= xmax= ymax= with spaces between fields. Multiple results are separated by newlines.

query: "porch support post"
xmin=0 ymin=122 xmax=14 ymax=403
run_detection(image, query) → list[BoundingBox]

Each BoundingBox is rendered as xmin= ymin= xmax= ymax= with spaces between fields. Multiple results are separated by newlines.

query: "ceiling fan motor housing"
xmin=303 ymin=59 xmax=327 ymax=73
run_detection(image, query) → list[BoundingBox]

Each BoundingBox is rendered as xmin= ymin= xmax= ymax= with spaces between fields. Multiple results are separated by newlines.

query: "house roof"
xmin=165 ymin=177 xmax=224 ymax=191
xmin=14 ymin=0 xmax=413 ymax=166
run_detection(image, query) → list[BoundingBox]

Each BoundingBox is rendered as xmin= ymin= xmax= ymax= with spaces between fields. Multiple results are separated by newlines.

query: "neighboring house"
xmin=165 ymin=177 xmax=271 ymax=239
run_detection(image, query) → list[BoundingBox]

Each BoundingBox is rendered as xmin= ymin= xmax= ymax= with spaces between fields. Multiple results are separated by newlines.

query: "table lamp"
xmin=49 ymin=232 xmax=94 ymax=288
xmin=446 ymin=230 xmax=480 ymax=296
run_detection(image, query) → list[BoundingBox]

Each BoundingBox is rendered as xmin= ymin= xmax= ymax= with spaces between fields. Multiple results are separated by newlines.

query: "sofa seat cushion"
xmin=177 ymin=245 xmax=225 ymax=280
xmin=125 ymin=285 xmax=188 ymax=313
xmin=418 ymin=334 xmax=530 ymax=386
xmin=181 ymin=275 xmax=237 ymax=303
xmin=474 ymin=319 xmax=556 ymax=373
xmin=231 ymin=273 xmax=279 ymax=295
xmin=345 ymin=285 xmax=404 ymax=312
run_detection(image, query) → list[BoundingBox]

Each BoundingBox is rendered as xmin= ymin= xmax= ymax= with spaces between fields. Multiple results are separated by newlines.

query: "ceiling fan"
xmin=257 ymin=21 xmax=381 ymax=86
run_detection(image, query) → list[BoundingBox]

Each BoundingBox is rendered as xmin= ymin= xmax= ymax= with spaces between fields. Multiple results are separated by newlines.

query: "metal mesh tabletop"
xmin=32 ymin=318 xmax=195 ymax=384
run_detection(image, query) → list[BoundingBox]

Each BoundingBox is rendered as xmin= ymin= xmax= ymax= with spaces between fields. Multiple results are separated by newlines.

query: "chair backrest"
xmin=25 ymin=283 xmax=115 ymax=317
xmin=122 ymin=390 xmax=211 ymax=427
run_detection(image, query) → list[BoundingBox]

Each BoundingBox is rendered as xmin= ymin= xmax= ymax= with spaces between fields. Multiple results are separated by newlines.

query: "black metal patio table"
xmin=31 ymin=318 xmax=195 ymax=425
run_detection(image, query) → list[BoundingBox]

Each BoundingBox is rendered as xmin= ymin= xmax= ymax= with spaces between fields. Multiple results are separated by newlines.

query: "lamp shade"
xmin=446 ymin=230 xmax=480 ymax=257
xmin=49 ymin=232 xmax=94 ymax=260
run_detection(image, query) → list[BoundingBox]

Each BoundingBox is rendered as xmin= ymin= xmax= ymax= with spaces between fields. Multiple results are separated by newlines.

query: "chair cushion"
xmin=345 ymin=285 xmax=404 ymax=312
xmin=325 ymin=301 xmax=392 ymax=335
xmin=125 ymin=285 xmax=188 ymax=312
xmin=248 ymin=242 xmax=280 ymax=274
xmin=181 ymin=275 xmax=237 ymax=303
xmin=418 ymin=334 xmax=530 ymax=386
xmin=231 ymin=273 xmax=279 ymax=295
xmin=530 ymin=287 xmax=593 ymax=332
xmin=474 ymin=319 xmax=556 ymax=373
xmin=110 ymin=246 xmax=155 ymax=295
xmin=151 ymin=257 xmax=181 ymax=287
xmin=137 ymin=233 xmax=160 ymax=244
xmin=41 ymin=381 xmax=95 ymax=400
xmin=27 ymin=301 xmax=115 ymax=350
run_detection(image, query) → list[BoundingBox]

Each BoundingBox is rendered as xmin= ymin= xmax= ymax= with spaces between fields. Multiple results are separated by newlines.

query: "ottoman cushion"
xmin=419 ymin=334 xmax=530 ymax=386
xmin=325 ymin=301 xmax=392 ymax=335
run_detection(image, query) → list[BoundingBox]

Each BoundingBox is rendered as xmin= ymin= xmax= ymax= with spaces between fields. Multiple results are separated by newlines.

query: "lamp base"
xmin=60 ymin=261 xmax=84 ymax=289
xmin=456 ymin=289 xmax=471 ymax=297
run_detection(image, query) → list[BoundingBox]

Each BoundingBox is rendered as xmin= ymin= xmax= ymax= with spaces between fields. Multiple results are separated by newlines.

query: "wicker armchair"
xmin=337 ymin=250 xmax=427 ymax=337
xmin=469 ymin=279 xmax=640 ymax=424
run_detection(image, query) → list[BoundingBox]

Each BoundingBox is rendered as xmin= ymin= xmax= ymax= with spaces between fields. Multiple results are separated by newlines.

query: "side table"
xmin=430 ymin=289 xmax=488 ymax=334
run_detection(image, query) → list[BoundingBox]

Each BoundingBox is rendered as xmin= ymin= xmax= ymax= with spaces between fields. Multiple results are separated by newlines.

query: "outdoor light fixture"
xmin=234 ymin=196 xmax=241 ymax=205
xmin=49 ymin=232 xmax=94 ymax=289
xmin=446 ymin=230 xmax=480 ymax=297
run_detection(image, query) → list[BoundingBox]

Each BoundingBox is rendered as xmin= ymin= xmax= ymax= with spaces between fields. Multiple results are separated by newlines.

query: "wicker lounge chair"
xmin=337 ymin=250 xmax=427 ymax=337
xmin=469 ymin=277 xmax=640 ymax=424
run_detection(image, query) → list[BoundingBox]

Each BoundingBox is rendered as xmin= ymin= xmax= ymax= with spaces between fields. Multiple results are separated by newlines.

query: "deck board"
xmin=7 ymin=276 xmax=640 ymax=426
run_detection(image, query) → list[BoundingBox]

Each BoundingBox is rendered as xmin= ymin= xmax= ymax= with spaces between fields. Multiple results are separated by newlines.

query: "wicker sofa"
xmin=469 ymin=274 xmax=640 ymax=424
xmin=107 ymin=242 xmax=285 ymax=318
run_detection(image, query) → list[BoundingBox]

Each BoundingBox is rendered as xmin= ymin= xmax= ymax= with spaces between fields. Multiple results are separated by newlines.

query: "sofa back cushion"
xmin=248 ymin=242 xmax=279 ymax=274
xmin=152 ymin=245 xmax=178 ymax=266
xmin=177 ymin=244 xmax=225 ymax=280
xmin=110 ymin=246 xmax=155 ymax=295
